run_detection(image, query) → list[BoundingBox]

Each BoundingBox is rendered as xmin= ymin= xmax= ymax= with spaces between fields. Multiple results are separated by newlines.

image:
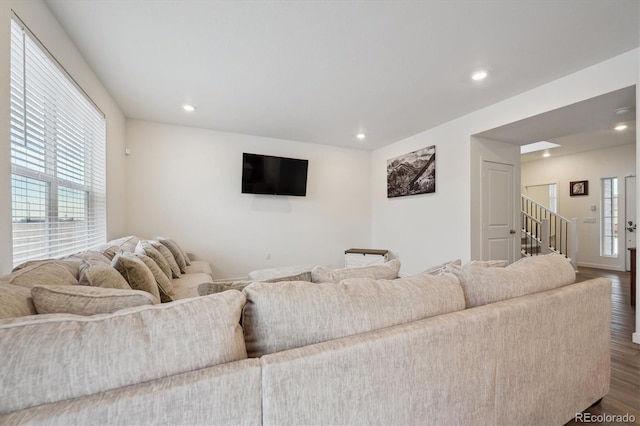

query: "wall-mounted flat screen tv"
xmin=242 ymin=153 xmax=308 ymax=196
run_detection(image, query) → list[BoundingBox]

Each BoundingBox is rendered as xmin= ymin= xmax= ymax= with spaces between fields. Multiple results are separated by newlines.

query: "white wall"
xmin=125 ymin=120 xmax=372 ymax=279
xmin=372 ymin=49 xmax=639 ymax=275
xmin=0 ymin=0 xmax=127 ymax=273
xmin=522 ymin=144 xmax=636 ymax=271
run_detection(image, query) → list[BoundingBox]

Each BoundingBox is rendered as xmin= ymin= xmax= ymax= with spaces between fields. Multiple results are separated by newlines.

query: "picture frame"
xmin=387 ymin=145 xmax=436 ymax=198
xmin=570 ymin=180 xmax=588 ymax=196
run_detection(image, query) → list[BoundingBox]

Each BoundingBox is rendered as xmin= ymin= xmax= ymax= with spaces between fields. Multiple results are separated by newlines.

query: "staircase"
xmin=521 ymin=195 xmax=578 ymax=270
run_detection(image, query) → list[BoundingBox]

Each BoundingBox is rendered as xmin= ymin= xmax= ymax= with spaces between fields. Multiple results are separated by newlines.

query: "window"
xmin=601 ymin=177 xmax=618 ymax=257
xmin=10 ymin=16 xmax=106 ymax=266
xmin=548 ymin=183 xmax=557 ymax=213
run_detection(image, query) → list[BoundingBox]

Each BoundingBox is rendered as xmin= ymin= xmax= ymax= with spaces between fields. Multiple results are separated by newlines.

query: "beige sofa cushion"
xmin=0 ymin=290 xmax=248 ymax=414
xmin=157 ymin=237 xmax=187 ymax=273
xmin=111 ymin=253 xmax=161 ymax=303
xmin=311 ymin=259 xmax=401 ymax=283
xmin=31 ymin=285 xmax=157 ymax=315
xmin=184 ymin=260 xmax=213 ymax=277
xmin=135 ymin=240 xmax=172 ymax=279
xmin=132 ymin=253 xmax=175 ymax=303
xmin=78 ymin=259 xmax=131 ymax=290
xmin=150 ymin=241 xmax=182 ymax=278
xmin=4 ymin=261 xmax=78 ymax=288
xmin=0 ymin=283 xmax=36 ymax=319
xmin=422 ymin=259 xmax=462 ymax=275
xmin=170 ymin=272 xmax=213 ymax=300
xmin=103 ymin=235 xmax=140 ymax=253
xmin=444 ymin=253 xmax=576 ymax=308
xmin=242 ymin=272 xmax=465 ymax=357
xmin=467 ymin=259 xmax=509 ymax=267
xmin=249 ymin=266 xmax=312 ymax=282
xmin=199 ymin=281 xmax=253 ymax=296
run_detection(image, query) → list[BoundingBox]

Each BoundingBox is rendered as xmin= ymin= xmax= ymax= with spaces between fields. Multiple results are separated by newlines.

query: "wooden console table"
xmin=629 ymin=247 xmax=636 ymax=306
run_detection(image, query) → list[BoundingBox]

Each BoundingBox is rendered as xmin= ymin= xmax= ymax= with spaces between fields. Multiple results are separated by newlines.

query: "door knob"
xmin=510 ymin=229 xmax=516 ymax=234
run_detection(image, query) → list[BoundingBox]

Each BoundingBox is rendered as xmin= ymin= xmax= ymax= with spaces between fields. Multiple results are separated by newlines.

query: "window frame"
xmin=601 ymin=176 xmax=619 ymax=257
xmin=10 ymin=13 xmax=106 ymax=266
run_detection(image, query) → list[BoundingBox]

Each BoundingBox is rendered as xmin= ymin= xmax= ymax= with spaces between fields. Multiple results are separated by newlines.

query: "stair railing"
xmin=521 ymin=195 xmax=578 ymax=270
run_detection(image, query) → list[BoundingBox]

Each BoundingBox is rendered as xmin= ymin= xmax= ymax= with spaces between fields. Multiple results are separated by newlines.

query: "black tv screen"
xmin=242 ymin=153 xmax=308 ymax=196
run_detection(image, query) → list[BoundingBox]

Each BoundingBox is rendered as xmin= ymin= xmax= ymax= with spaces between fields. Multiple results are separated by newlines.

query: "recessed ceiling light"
xmin=471 ymin=70 xmax=488 ymax=81
xmin=183 ymin=104 xmax=196 ymax=112
xmin=615 ymin=124 xmax=628 ymax=131
xmin=542 ymin=151 xmax=551 ymax=158
xmin=356 ymin=133 xmax=366 ymax=140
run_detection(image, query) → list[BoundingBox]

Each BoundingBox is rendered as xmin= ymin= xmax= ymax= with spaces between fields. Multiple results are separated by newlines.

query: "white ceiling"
xmin=43 ymin=0 xmax=639 ymax=151
xmin=477 ymin=86 xmax=637 ymax=162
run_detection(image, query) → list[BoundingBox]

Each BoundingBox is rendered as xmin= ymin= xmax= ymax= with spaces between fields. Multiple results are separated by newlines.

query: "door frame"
xmin=481 ymin=160 xmax=516 ymax=263
xmin=625 ymin=175 xmax=637 ymax=271
xmin=470 ymin=137 xmax=522 ymax=263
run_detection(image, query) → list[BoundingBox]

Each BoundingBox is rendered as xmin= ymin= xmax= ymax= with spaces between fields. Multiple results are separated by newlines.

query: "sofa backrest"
xmin=444 ymin=253 xmax=576 ymax=308
xmin=258 ymin=277 xmax=611 ymax=426
xmin=242 ymin=272 xmax=465 ymax=357
xmin=0 ymin=290 xmax=248 ymax=414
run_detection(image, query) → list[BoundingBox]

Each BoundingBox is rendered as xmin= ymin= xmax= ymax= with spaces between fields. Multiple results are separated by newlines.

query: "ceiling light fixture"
xmin=615 ymin=124 xmax=628 ymax=131
xmin=542 ymin=151 xmax=551 ymax=158
xmin=183 ymin=104 xmax=196 ymax=112
xmin=356 ymin=133 xmax=366 ymax=140
xmin=471 ymin=70 xmax=488 ymax=81
xmin=615 ymin=106 xmax=632 ymax=116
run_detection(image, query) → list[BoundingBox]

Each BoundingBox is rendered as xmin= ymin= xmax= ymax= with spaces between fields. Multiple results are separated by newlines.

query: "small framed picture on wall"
xmin=570 ymin=180 xmax=588 ymax=196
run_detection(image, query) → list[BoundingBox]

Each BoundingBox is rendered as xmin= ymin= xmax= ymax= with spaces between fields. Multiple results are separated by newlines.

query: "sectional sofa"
xmin=0 ymin=238 xmax=611 ymax=425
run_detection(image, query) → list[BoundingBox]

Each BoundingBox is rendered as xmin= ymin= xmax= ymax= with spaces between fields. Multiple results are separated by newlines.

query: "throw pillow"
xmin=78 ymin=259 xmax=131 ymax=290
xmin=199 ymin=281 xmax=253 ymax=296
xmin=467 ymin=259 xmax=509 ymax=267
xmin=311 ymin=259 xmax=401 ymax=283
xmin=444 ymin=253 xmax=576 ymax=308
xmin=135 ymin=240 xmax=172 ymax=279
xmin=99 ymin=245 xmax=121 ymax=261
xmin=31 ymin=285 xmax=157 ymax=315
xmin=264 ymin=271 xmax=312 ymax=282
xmin=0 ymin=283 xmax=37 ymax=319
xmin=422 ymin=259 xmax=462 ymax=275
xmin=157 ymin=237 xmax=187 ymax=273
xmin=132 ymin=253 xmax=175 ymax=303
xmin=111 ymin=253 xmax=161 ymax=303
xmin=150 ymin=240 xmax=182 ymax=278
xmin=242 ymin=271 xmax=464 ymax=357
xmin=5 ymin=261 xmax=78 ymax=288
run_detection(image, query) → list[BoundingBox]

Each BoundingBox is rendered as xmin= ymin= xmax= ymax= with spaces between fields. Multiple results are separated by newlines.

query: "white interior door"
xmin=625 ymin=176 xmax=636 ymax=271
xmin=482 ymin=161 xmax=515 ymax=263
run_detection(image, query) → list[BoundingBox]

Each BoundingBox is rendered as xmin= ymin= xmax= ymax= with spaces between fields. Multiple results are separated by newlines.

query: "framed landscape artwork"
xmin=570 ymin=180 xmax=588 ymax=196
xmin=387 ymin=145 xmax=436 ymax=198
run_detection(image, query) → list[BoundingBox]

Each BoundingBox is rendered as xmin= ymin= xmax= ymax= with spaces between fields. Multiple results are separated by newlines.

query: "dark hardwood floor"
xmin=564 ymin=268 xmax=639 ymax=425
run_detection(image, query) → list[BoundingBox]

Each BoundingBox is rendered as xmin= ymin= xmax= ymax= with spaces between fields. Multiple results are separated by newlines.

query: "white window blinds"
xmin=10 ymin=16 xmax=106 ymax=266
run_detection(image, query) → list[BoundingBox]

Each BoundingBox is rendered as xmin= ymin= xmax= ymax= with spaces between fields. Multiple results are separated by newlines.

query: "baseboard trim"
xmin=577 ymin=262 xmax=626 ymax=272
xmin=633 ymin=332 xmax=640 ymax=345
